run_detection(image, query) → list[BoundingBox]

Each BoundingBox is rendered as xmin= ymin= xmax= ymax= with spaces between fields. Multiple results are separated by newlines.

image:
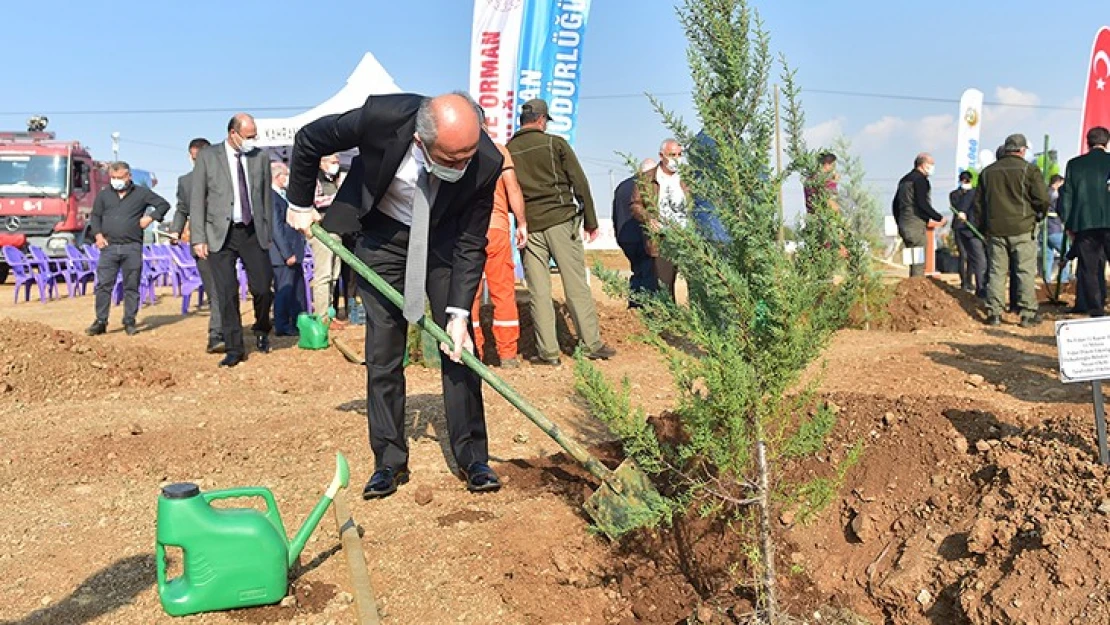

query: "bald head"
xmin=914 ymin=152 xmax=935 ymax=176
xmin=227 ymin=113 xmax=258 ymax=153
xmin=639 ymin=158 xmax=657 ymax=172
xmin=414 ymin=92 xmax=481 ymax=172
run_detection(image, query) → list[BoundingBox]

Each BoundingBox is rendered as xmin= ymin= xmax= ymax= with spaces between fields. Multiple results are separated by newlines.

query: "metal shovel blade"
xmin=583 ymin=459 xmax=666 ymax=541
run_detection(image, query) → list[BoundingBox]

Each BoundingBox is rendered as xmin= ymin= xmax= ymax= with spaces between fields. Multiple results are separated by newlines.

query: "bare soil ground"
xmin=0 ymin=271 xmax=1106 ymax=624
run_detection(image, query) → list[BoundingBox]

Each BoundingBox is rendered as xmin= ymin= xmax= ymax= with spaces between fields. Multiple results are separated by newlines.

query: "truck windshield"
xmin=0 ymin=155 xmax=68 ymax=197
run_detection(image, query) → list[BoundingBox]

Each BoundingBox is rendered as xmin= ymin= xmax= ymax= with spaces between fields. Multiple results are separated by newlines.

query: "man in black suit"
xmin=190 ymin=113 xmax=275 ymax=367
xmin=169 ymin=137 xmax=224 ymax=353
xmin=268 ymin=162 xmax=306 ymax=335
xmin=286 ymin=92 xmax=503 ymax=498
xmin=613 ymin=157 xmax=657 ymax=306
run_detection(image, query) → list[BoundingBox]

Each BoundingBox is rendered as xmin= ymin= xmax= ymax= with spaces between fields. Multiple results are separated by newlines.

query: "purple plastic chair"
xmin=2 ymin=246 xmax=51 ymax=303
xmin=28 ymin=246 xmax=73 ymax=298
xmin=64 ymin=244 xmax=96 ymax=295
xmin=168 ymin=245 xmax=205 ymax=314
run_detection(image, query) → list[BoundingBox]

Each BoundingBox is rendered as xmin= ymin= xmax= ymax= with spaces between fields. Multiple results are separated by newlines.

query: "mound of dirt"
xmin=885 ymin=277 xmax=981 ymax=332
xmin=955 ymin=418 xmax=1110 ymax=623
xmin=783 ymin=392 xmax=1110 ymax=624
xmin=0 ymin=318 xmax=176 ymax=401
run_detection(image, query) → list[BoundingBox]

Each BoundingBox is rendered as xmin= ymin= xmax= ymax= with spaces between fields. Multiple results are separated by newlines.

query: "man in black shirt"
xmin=893 ymin=153 xmax=946 ymax=276
xmin=86 ymin=162 xmax=171 ymax=336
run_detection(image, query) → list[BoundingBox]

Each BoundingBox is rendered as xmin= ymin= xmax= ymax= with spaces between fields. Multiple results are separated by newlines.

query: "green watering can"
xmin=296 ymin=306 xmax=336 ymax=350
xmin=155 ymin=453 xmax=350 ymax=616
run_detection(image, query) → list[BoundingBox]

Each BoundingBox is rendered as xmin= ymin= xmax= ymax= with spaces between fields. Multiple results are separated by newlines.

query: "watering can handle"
xmin=155 ymin=542 xmax=168 ymax=591
xmin=202 ymin=488 xmax=285 ymax=536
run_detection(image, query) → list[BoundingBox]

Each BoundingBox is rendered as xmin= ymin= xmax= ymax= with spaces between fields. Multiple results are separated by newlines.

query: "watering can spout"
xmin=287 ymin=452 xmax=350 ymax=566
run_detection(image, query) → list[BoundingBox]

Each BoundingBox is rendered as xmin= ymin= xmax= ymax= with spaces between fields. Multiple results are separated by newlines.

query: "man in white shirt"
xmin=630 ymin=139 xmax=690 ymax=299
xmin=285 ymin=92 xmax=505 ymax=498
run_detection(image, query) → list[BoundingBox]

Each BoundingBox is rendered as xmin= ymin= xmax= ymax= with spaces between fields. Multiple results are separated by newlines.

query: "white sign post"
xmin=1056 ymin=317 xmax=1110 ymax=464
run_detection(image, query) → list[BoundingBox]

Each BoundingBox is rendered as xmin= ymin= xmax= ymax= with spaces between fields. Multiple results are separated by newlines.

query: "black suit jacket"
xmin=612 ymin=175 xmax=644 ymax=244
xmin=287 ymin=93 xmax=502 ymax=312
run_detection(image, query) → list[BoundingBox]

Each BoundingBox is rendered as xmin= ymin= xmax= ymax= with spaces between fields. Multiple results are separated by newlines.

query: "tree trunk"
xmin=755 ymin=438 xmax=779 ymax=622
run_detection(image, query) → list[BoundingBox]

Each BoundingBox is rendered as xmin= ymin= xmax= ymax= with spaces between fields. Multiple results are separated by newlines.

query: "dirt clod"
xmin=414 ymin=485 xmax=434 ymax=506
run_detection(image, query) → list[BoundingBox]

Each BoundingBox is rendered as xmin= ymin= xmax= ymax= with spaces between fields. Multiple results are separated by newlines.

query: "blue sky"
xmin=1 ymin=0 xmax=1102 ymax=223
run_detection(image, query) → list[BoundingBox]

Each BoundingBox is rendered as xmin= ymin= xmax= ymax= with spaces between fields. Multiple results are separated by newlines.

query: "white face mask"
xmin=110 ymin=178 xmax=128 ymax=191
xmin=960 ymin=183 xmax=972 ymax=191
xmin=325 ymin=164 xmax=340 ymax=176
xmin=923 ymin=164 xmax=935 ymax=177
xmin=237 ymin=137 xmax=258 ymax=154
xmin=420 ymin=144 xmax=469 ymax=183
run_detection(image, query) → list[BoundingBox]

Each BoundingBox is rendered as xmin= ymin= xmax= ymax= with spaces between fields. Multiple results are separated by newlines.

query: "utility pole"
xmin=774 ymin=84 xmax=784 ymax=244
xmin=111 ymin=132 xmax=120 ymax=161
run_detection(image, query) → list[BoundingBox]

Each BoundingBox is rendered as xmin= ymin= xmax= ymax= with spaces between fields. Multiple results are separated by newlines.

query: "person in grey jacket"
xmin=168 ymin=138 xmax=223 ymax=353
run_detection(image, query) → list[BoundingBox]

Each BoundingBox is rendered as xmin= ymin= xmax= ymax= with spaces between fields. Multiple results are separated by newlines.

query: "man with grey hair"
xmin=285 ymin=92 xmax=505 ymax=498
xmin=613 ymin=157 xmax=657 ymax=305
xmin=893 ymin=152 xmax=945 ymax=276
xmin=86 ymin=161 xmax=171 ymax=336
xmin=631 ymin=139 xmax=690 ymax=299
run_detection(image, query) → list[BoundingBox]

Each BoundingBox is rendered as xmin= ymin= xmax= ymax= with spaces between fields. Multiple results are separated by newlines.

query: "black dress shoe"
xmin=362 ymin=467 xmax=409 ymax=500
xmin=462 ymin=462 xmax=502 ymax=493
xmin=255 ymin=334 xmax=272 ymax=353
xmin=124 ymin=324 xmax=139 ymax=336
xmin=85 ymin=321 xmax=107 ymax=336
xmin=206 ymin=339 xmax=226 ymax=354
xmin=219 ymin=353 xmax=246 ymax=368
xmin=587 ymin=344 xmax=617 ymax=360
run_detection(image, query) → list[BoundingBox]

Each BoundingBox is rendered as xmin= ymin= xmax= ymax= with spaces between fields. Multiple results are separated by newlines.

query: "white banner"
xmin=469 ymin=0 xmax=524 ymax=144
xmin=955 ymin=88 xmax=984 ymax=183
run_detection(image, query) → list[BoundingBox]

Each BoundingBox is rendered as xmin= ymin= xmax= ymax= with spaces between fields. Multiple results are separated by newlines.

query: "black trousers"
xmin=194 ymin=253 xmax=222 ymax=341
xmin=356 ymin=213 xmax=487 ymax=472
xmin=954 ymin=228 xmax=987 ymax=296
xmin=94 ymin=242 xmax=142 ymax=325
xmin=1076 ymin=229 xmax=1110 ymax=315
xmin=272 ymin=262 xmax=306 ymax=335
xmin=617 ymin=239 xmax=657 ymax=305
xmin=209 ymin=224 xmax=273 ymax=357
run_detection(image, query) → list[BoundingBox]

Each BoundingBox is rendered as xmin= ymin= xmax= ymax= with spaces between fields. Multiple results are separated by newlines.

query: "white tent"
xmin=256 ymin=52 xmax=403 ymax=160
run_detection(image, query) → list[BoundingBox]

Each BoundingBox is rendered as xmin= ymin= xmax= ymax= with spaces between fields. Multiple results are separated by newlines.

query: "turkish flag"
xmin=1080 ymin=26 xmax=1110 ymax=155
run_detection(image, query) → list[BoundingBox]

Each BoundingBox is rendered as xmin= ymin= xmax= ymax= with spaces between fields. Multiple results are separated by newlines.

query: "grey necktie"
xmin=403 ymin=170 xmax=432 ymax=322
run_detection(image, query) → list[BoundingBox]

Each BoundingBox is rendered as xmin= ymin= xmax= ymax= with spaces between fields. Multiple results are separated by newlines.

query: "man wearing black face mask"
xmin=86 ymin=161 xmax=171 ymax=336
xmin=285 ymin=92 xmax=505 ymax=499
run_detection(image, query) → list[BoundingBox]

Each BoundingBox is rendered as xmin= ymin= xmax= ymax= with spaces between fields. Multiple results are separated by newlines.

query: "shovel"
xmin=309 ymin=224 xmax=663 ymax=539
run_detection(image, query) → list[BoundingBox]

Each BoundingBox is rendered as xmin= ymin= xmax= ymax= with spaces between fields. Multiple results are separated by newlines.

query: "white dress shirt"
xmin=376 ymin=142 xmax=440 ymax=226
xmin=656 ymin=167 xmax=687 ymax=226
xmin=224 ymin=142 xmax=250 ymax=223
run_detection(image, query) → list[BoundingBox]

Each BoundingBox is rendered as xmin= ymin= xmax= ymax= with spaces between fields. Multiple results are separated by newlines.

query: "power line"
xmin=0 ymin=87 xmax=1081 ymax=117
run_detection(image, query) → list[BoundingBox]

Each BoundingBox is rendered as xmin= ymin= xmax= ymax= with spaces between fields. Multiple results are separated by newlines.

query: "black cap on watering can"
xmin=162 ymin=483 xmax=200 ymax=499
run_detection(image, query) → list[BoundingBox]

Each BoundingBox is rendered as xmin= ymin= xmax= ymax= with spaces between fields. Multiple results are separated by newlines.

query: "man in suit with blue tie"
xmin=189 ymin=113 xmax=274 ymax=367
xmin=268 ymin=162 xmax=306 ymax=335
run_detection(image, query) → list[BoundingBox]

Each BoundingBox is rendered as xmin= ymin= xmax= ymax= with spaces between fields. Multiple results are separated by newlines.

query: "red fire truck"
xmin=0 ymin=129 xmax=112 ymax=283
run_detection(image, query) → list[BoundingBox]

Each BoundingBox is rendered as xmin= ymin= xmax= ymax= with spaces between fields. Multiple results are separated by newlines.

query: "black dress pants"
xmin=355 ymin=213 xmax=487 ymax=473
xmin=1076 ymin=229 xmax=1110 ymax=315
xmin=208 ymin=223 xmax=273 ymax=357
